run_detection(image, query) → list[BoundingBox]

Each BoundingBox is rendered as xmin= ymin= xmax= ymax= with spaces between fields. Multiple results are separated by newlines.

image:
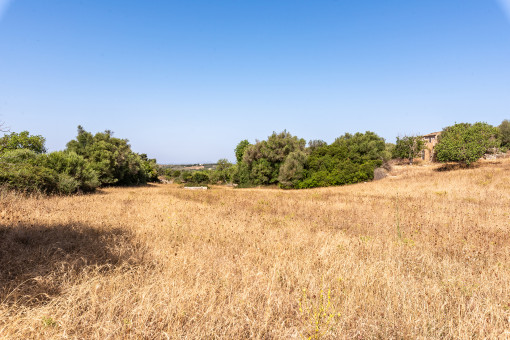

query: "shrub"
xmin=435 ymin=122 xmax=500 ymax=165
xmin=238 ymin=130 xmax=306 ymax=186
xmin=191 ymin=171 xmax=210 ymax=184
xmin=0 ymin=149 xmax=100 ymax=194
xmin=0 ymin=162 xmax=59 ymax=194
xmin=139 ymin=154 xmax=160 ymax=183
xmin=41 ymin=151 xmax=100 ymax=193
xmin=214 ymin=159 xmax=235 ymax=184
xmin=66 ymin=126 xmax=150 ymax=186
xmin=298 ymin=132 xmax=386 ymax=188
xmin=181 ymin=171 xmax=193 ymax=183
xmin=393 ymin=136 xmax=425 ymax=165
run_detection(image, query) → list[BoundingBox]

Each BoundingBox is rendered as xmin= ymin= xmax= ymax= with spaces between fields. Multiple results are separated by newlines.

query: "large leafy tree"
xmin=299 ymin=131 xmax=387 ymax=188
xmin=240 ymin=130 xmax=306 ymax=185
xmin=66 ymin=126 xmax=151 ymax=185
xmin=435 ymin=122 xmax=500 ymax=165
xmin=393 ymin=136 xmax=425 ymax=165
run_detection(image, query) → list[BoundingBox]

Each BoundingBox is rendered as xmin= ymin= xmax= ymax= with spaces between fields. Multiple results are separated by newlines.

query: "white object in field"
xmin=184 ymin=186 xmax=208 ymax=190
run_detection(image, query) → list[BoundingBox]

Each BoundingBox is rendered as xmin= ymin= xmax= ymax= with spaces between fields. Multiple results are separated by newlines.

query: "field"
xmin=1 ymin=160 xmax=510 ymax=339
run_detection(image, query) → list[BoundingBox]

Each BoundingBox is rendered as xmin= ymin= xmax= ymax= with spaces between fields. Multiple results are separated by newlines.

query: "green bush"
xmin=435 ymin=122 xmax=500 ymax=165
xmin=66 ymin=126 xmax=151 ymax=186
xmin=393 ymin=136 xmax=425 ymax=164
xmin=237 ymin=130 xmax=306 ymax=186
xmin=0 ymin=148 xmax=40 ymax=164
xmin=298 ymin=132 xmax=386 ymax=188
xmin=0 ymin=127 xmax=158 ymax=194
xmin=0 ymin=162 xmax=59 ymax=194
xmin=191 ymin=171 xmax=210 ymax=184
xmin=0 ymin=149 xmax=100 ymax=194
xmin=139 ymin=153 xmax=160 ymax=183
xmin=41 ymin=151 xmax=100 ymax=193
xmin=180 ymin=171 xmax=193 ymax=183
xmin=213 ymin=159 xmax=235 ymax=184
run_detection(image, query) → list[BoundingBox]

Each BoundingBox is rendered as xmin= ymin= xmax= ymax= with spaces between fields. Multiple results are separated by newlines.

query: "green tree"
xmin=435 ymin=122 xmax=500 ymax=165
xmin=139 ymin=153 xmax=160 ymax=183
xmin=66 ymin=126 xmax=149 ymax=185
xmin=241 ymin=130 xmax=306 ymax=185
xmin=499 ymin=119 xmax=510 ymax=149
xmin=299 ymin=131 xmax=386 ymax=188
xmin=0 ymin=131 xmax=46 ymax=154
xmin=235 ymin=140 xmax=251 ymax=164
xmin=214 ymin=158 xmax=234 ymax=184
xmin=278 ymin=150 xmax=307 ymax=188
xmin=393 ymin=136 xmax=425 ymax=165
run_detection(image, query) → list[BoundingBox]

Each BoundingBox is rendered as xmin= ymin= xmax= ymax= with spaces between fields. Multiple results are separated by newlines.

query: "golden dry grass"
xmin=1 ymin=159 xmax=510 ymax=339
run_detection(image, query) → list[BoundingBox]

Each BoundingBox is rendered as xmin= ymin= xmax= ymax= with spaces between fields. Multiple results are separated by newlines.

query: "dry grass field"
xmin=1 ymin=159 xmax=510 ymax=339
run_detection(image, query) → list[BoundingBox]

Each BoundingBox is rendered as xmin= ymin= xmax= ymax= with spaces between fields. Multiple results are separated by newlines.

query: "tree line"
xmin=164 ymin=130 xmax=392 ymax=189
xmin=165 ymin=120 xmax=509 ymax=189
xmin=393 ymin=120 xmax=509 ymax=165
xmin=0 ymin=126 xmax=158 ymax=194
xmin=1 ymin=120 xmax=509 ymax=194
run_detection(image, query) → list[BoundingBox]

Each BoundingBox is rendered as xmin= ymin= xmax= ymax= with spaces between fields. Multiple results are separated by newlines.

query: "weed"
xmin=299 ymin=287 xmax=340 ymax=339
xmin=42 ymin=317 xmax=57 ymax=327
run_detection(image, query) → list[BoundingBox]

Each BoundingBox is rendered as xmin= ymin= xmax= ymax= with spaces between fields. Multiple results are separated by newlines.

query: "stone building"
xmin=421 ymin=132 xmax=441 ymax=162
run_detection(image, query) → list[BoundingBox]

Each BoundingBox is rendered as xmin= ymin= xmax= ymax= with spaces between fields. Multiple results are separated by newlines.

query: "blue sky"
xmin=1 ymin=1 xmax=510 ymax=163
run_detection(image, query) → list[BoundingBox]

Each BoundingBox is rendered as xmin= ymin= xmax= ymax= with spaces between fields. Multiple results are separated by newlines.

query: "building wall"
xmin=421 ymin=132 xmax=441 ymax=162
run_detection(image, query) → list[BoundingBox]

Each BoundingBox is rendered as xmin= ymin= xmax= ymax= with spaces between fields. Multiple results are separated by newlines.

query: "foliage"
xmin=233 ymin=161 xmax=251 ymax=187
xmin=0 ymin=154 xmax=59 ymax=194
xmin=41 ymin=151 xmax=100 ymax=193
xmin=307 ymin=139 xmax=327 ymax=153
xmin=0 ymin=127 xmax=157 ymax=194
xmin=0 ymin=149 xmax=100 ymax=194
xmin=66 ymin=126 xmax=154 ymax=185
xmin=235 ymin=140 xmax=251 ymax=164
xmin=435 ymin=122 xmax=500 ymax=165
xmin=384 ymin=143 xmax=395 ymax=160
xmin=191 ymin=171 xmax=210 ymax=184
xmin=499 ymin=119 xmax=510 ymax=149
xmin=0 ymin=131 xmax=46 ymax=154
xmin=393 ymin=136 xmax=425 ymax=164
xmin=298 ymin=132 xmax=386 ymax=188
xmin=181 ymin=171 xmax=193 ymax=183
xmin=213 ymin=159 xmax=235 ymax=184
xmin=139 ymin=153 xmax=160 ymax=183
xmin=239 ymin=130 xmax=306 ymax=186
xmin=278 ymin=150 xmax=307 ymax=188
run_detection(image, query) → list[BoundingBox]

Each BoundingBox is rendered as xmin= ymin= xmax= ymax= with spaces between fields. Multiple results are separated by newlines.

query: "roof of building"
xmin=422 ymin=131 xmax=442 ymax=138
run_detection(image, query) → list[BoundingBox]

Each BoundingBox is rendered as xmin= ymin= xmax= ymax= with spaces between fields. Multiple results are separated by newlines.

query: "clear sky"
xmin=1 ymin=1 xmax=510 ymax=163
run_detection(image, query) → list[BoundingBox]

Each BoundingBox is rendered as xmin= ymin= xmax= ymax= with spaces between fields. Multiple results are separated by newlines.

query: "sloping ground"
xmin=0 ymin=159 xmax=509 ymax=339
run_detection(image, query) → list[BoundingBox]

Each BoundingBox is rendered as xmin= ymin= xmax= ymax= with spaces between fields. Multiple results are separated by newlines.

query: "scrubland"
xmin=1 ymin=160 xmax=510 ymax=339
